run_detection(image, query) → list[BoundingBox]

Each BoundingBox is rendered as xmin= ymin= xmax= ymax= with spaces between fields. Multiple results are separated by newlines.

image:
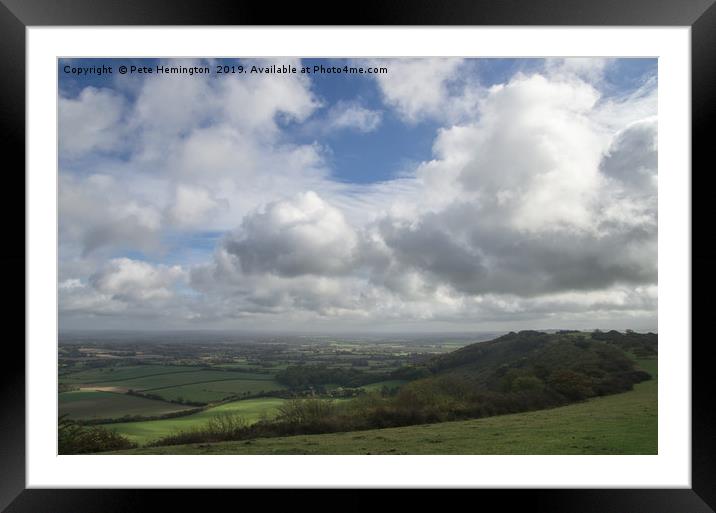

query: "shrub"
xmin=276 ymin=398 xmax=336 ymax=425
xmin=547 ymin=370 xmax=595 ymax=400
xmin=276 ymin=365 xmax=379 ymax=388
xmin=390 ymin=365 xmax=432 ymax=381
xmin=58 ymin=415 xmax=136 ymax=454
xmin=511 ymin=375 xmax=545 ymax=392
xmin=150 ymin=413 xmax=248 ymax=446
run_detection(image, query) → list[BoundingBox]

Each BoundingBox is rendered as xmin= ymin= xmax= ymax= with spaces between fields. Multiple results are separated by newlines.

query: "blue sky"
xmin=59 ymin=57 xmax=656 ymax=186
xmin=58 ymin=57 xmax=658 ymax=331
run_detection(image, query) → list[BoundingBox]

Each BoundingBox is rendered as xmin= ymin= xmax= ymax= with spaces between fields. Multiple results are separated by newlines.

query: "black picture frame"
xmin=2 ymin=0 xmax=713 ymax=511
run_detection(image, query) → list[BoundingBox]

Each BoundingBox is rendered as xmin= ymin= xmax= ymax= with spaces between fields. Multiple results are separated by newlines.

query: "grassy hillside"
xmin=112 ymin=357 xmax=656 ymax=455
xmin=102 ymin=397 xmax=286 ymax=445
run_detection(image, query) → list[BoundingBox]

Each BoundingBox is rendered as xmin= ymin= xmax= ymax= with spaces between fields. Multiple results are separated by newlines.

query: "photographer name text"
xmin=62 ymin=63 xmax=389 ymax=77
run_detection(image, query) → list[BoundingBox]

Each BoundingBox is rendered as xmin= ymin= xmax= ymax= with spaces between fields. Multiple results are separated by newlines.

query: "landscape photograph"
xmin=58 ymin=57 xmax=658 ymax=455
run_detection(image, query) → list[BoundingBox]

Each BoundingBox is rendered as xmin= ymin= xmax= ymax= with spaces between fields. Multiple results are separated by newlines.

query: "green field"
xmin=112 ymin=358 xmax=657 ymax=455
xmin=61 ymin=367 xmax=275 ymax=390
xmin=59 ymin=365 xmax=200 ymax=384
xmin=360 ymin=380 xmax=407 ymax=392
xmin=145 ymin=378 xmax=285 ymax=403
xmin=214 ymin=363 xmax=261 ymax=371
xmin=59 ymin=364 xmax=284 ymax=404
xmin=102 ymin=397 xmax=286 ymax=444
xmin=59 ymin=390 xmax=194 ymax=421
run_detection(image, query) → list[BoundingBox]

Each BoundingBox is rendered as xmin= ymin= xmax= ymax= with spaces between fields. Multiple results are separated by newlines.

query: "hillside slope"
xmin=112 ymin=357 xmax=657 ymax=455
xmin=423 ymin=330 xmax=652 ymax=397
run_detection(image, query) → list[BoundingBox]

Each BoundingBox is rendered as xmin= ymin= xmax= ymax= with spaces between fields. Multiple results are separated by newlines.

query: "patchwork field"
xmin=59 ymin=364 xmax=285 ymax=404
xmin=59 ymin=365 xmax=198 ymax=384
xmin=145 ymin=378 xmax=285 ymax=403
xmin=59 ymin=390 xmax=194 ymax=421
xmin=101 ymin=397 xmax=287 ymax=444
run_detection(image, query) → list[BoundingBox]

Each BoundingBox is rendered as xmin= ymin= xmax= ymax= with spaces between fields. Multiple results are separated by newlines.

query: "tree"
xmin=512 ymin=375 xmax=544 ymax=392
xmin=547 ymin=370 xmax=594 ymax=400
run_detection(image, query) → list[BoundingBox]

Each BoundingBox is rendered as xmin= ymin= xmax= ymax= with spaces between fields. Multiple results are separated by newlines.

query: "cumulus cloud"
xmin=428 ymin=73 xmax=606 ymax=232
xmin=600 ymin=117 xmax=657 ymax=191
xmin=59 ymin=259 xmax=191 ymax=323
xmin=365 ymin=58 xmax=468 ymax=123
xmin=90 ymin=258 xmax=186 ymax=302
xmin=59 ymin=174 xmax=164 ymax=256
xmin=167 ymin=184 xmax=225 ymax=228
xmin=224 ymin=191 xmax=358 ymax=277
xmin=355 ymin=71 xmax=658 ymax=305
xmin=375 ymin=202 xmax=656 ymax=298
xmin=59 ymin=87 xmax=127 ymax=158
xmin=59 ymin=282 xmax=125 ymax=316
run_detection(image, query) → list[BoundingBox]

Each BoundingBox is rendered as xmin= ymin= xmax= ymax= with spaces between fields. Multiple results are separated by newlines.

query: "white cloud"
xmin=220 ymin=58 xmax=320 ymax=134
xmin=325 ymin=101 xmax=382 ymax=133
xmin=417 ymin=73 xmax=607 ymax=232
xmin=366 ymin=58 xmax=467 ymax=122
xmin=59 ymin=87 xmax=126 ymax=158
xmin=59 ymin=284 xmax=126 ymax=316
xmin=167 ymin=184 xmax=225 ymax=228
xmin=593 ymin=75 xmax=658 ymax=132
xmin=224 ymin=191 xmax=359 ymax=277
xmin=600 ymin=116 xmax=657 ymax=191
xmin=545 ymin=58 xmax=611 ymax=83
xmin=59 ymin=173 xmax=164 ymax=256
xmin=90 ymin=258 xmax=186 ymax=302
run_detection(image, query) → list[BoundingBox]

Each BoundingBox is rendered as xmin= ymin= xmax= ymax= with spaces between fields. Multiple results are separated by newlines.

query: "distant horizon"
xmin=58 ymin=326 xmax=657 ymax=339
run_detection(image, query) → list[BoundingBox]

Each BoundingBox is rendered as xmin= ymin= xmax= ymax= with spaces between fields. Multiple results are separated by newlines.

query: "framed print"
xmin=2 ymin=0 xmax=715 ymax=511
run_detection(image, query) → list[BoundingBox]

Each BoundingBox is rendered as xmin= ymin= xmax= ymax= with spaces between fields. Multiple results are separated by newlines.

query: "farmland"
xmin=114 ymin=356 xmax=657 ymax=455
xmin=59 ymin=364 xmax=199 ymax=384
xmin=58 ymin=332 xmax=472 ymax=444
xmin=59 ymin=390 xmax=195 ymax=421
xmin=59 ymin=330 xmax=657 ymax=455
xmin=59 ymin=365 xmax=286 ymax=407
xmin=139 ymin=378 xmax=285 ymax=403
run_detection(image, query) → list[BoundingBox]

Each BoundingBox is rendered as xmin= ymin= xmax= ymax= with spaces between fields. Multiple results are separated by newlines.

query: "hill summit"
xmin=417 ymin=330 xmax=655 ymax=401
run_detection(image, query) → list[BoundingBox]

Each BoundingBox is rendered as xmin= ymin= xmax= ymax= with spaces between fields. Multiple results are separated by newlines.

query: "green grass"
xmin=59 ymin=365 xmax=201 ymax=384
xmin=112 ymin=358 xmax=657 ymax=455
xmin=101 ymin=397 xmax=287 ymax=445
xmin=59 ymin=390 xmax=194 ymax=421
xmin=59 ymin=364 xmax=283 ymax=403
xmin=64 ymin=369 xmax=275 ymax=390
xmin=147 ymin=379 xmax=285 ymax=403
xmin=106 ymin=370 xmax=274 ymax=391
xmin=633 ymin=356 xmax=657 ymax=378
xmin=213 ymin=363 xmax=268 ymax=371
xmin=360 ymin=380 xmax=407 ymax=392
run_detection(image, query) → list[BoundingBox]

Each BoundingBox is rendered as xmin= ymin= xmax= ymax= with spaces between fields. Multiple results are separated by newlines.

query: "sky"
xmin=58 ymin=57 xmax=658 ymax=333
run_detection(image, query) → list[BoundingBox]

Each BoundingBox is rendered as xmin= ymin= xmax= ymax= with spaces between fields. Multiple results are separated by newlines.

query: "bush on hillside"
xmin=58 ymin=415 xmax=136 ymax=454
